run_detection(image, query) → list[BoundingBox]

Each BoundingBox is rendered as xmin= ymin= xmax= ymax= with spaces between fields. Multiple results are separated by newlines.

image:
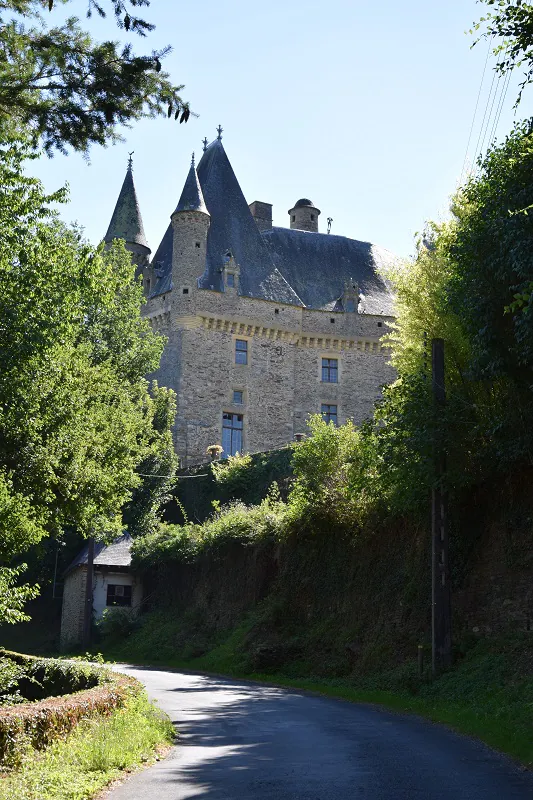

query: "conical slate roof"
xmin=174 ymin=156 xmax=209 ymax=214
xmin=148 ymin=138 xmax=396 ymax=313
xmin=104 ymin=165 xmax=150 ymax=250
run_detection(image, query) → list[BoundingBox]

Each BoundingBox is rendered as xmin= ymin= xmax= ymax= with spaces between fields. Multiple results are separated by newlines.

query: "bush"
xmin=0 ymin=651 xmax=138 ymax=768
xmin=0 ymin=689 xmax=174 ymax=799
xmin=133 ymin=487 xmax=288 ymax=570
xmin=96 ymin=607 xmax=138 ymax=641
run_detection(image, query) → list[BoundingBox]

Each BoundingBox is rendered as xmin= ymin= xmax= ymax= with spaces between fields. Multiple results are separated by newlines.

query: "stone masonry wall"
xmin=60 ymin=566 xmax=87 ymax=651
xmin=144 ymin=276 xmax=395 ymax=464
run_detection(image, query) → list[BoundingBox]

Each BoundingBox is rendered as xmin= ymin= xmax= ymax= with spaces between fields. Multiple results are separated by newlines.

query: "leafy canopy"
xmin=0 ymin=139 xmax=176 ymax=619
xmin=0 ymin=0 xmax=190 ymax=154
xmin=477 ymin=1 xmax=533 ymax=105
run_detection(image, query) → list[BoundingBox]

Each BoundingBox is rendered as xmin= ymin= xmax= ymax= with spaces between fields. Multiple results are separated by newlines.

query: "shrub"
xmin=133 ymin=488 xmax=288 ymax=570
xmin=96 ymin=607 xmax=138 ymax=641
xmin=0 ymin=651 xmax=138 ymax=768
xmin=0 ymin=689 xmax=173 ymax=799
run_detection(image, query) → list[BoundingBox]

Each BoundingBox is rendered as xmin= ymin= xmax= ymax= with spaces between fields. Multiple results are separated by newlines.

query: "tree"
xmin=477 ymin=0 xmax=533 ymax=105
xmin=0 ymin=139 xmax=176 ymax=619
xmin=0 ymin=0 xmax=190 ymax=155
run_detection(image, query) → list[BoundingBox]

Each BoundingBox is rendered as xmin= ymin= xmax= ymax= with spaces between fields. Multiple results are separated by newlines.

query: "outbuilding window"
xmin=227 ymin=273 xmax=235 ymax=287
xmin=106 ymin=584 xmax=132 ymax=607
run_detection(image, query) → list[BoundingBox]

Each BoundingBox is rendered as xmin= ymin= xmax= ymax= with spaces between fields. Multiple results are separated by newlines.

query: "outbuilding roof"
xmin=65 ymin=533 xmax=132 ymax=576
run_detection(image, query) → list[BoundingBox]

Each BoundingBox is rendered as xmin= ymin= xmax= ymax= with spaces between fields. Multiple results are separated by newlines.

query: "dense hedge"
xmin=0 ymin=651 xmax=140 ymax=767
xmin=0 ymin=650 xmax=103 ymax=703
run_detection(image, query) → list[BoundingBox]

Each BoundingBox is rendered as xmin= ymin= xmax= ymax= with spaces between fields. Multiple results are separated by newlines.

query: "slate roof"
xmin=148 ymin=139 xmax=396 ymax=315
xmin=105 ymin=167 xmax=150 ymax=251
xmin=65 ymin=533 xmax=132 ymax=576
xmin=175 ymin=158 xmax=209 ymax=214
xmin=262 ymin=228 xmax=397 ymax=316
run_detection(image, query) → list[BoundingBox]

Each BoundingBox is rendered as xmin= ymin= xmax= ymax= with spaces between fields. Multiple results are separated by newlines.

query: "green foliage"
xmin=0 ymin=140 xmax=173 ymax=620
xmin=0 ymin=687 xmax=173 ymax=799
xmin=171 ymin=447 xmax=293 ymax=525
xmin=0 ymin=0 xmax=190 ymax=154
xmin=477 ymin=1 xmax=533 ymax=106
xmin=212 ymin=452 xmax=253 ymax=486
xmin=133 ymin=490 xmax=288 ymax=571
xmin=96 ymin=607 xmax=138 ymax=642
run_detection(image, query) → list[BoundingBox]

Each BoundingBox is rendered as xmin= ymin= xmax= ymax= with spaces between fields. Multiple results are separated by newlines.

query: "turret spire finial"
xmin=191 ymin=152 xmax=195 ymax=168
xmin=216 ymin=124 xmax=223 ymax=141
xmin=127 ymin=151 xmax=134 ymax=171
xmin=202 ymin=137 xmax=208 ymax=152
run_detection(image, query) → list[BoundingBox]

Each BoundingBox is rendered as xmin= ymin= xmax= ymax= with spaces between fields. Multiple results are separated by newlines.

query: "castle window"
xmin=321 ymin=404 xmax=338 ymax=426
xmin=106 ymin=584 xmax=132 ymax=608
xmin=330 ymin=318 xmax=335 ymax=323
xmin=275 ymin=308 xmax=279 ymax=314
xmin=311 ymin=214 xmax=315 ymax=221
xmin=145 ymin=279 xmax=150 ymax=293
xmin=227 ymin=273 xmax=235 ymax=287
xmin=233 ymin=390 xmax=243 ymax=404
xmin=377 ymin=321 xmax=383 ymax=327
xmin=195 ymin=241 xmax=201 ymax=248
xmin=345 ymin=299 xmax=356 ymax=312
xmin=292 ymin=215 xmax=295 ymax=222
xmin=322 ymin=357 xmax=338 ymax=383
xmin=183 ymin=287 xmax=189 ymax=295
xmin=222 ymin=412 xmax=243 ymax=456
xmin=235 ymin=339 xmax=248 ymax=365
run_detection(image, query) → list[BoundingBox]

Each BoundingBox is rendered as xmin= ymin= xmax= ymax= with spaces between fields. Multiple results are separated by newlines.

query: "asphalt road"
xmin=105 ymin=666 xmax=533 ymax=799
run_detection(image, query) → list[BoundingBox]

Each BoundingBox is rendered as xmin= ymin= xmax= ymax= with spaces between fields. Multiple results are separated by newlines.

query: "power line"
xmin=474 ymin=67 xmax=500 ymax=170
xmin=486 ymin=67 xmax=513 ymax=155
xmin=460 ymin=35 xmax=494 ymax=184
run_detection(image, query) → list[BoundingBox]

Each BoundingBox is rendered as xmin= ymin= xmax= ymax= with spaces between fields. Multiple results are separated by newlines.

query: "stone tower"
xmin=170 ymin=154 xmax=210 ymax=294
xmin=104 ymin=157 xmax=151 ymax=272
xmin=288 ymin=198 xmax=321 ymax=233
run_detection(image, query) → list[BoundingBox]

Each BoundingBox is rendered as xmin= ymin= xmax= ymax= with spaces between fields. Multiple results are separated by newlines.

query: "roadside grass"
xmin=0 ymin=690 xmax=174 ymax=800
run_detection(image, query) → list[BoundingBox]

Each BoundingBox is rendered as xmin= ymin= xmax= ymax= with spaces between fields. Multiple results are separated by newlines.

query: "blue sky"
xmin=30 ymin=0 xmax=530 ymax=259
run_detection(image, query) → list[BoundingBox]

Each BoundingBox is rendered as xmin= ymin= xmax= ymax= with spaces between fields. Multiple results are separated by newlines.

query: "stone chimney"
xmin=288 ymin=198 xmax=320 ymax=233
xmin=249 ymin=201 xmax=272 ymax=232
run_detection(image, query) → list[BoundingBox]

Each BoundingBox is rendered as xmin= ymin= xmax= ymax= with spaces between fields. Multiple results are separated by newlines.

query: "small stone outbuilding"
xmin=60 ymin=533 xmax=142 ymax=651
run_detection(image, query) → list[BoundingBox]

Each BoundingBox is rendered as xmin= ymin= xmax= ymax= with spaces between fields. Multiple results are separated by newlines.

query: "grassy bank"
xmin=0 ymin=689 xmax=174 ymax=800
xmin=103 ymin=622 xmax=533 ymax=770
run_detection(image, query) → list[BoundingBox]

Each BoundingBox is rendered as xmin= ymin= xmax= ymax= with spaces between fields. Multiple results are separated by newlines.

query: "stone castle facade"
xmin=104 ymin=132 xmax=397 ymax=466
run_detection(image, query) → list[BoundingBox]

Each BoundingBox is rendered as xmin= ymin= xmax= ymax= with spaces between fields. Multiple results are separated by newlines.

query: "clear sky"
xmin=30 ymin=0 xmax=531 ymax=259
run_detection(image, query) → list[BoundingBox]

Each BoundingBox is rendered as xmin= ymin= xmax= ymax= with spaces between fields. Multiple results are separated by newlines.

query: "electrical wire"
xmin=476 ymin=68 xmax=502 ymax=169
xmin=460 ymin=35 xmax=494 ymax=183
xmin=486 ymin=67 xmax=513 ymax=155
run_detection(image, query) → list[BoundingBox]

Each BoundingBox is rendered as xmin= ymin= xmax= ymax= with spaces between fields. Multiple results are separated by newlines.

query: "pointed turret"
xmin=174 ymin=154 xmax=209 ymax=215
xmin=104 ymin=155 xmax=151 ymax=270
xmin=171 ymin=154 xmax=210 ymax=293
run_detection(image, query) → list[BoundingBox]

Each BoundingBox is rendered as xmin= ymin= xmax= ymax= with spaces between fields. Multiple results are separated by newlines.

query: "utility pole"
xmin=431 ymin=338 xmax=452 ymax=674
xmin=82 ymin=537 xmax=95 ymax=649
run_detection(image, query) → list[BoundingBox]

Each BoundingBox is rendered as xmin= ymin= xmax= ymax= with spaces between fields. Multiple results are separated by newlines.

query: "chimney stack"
xmin=249 ymin=201 xmax=272 ymax=232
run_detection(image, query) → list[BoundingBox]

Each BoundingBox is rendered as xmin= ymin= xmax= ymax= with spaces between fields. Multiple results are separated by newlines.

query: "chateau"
xmin=104 ymin=131 xmax=397 ymax=466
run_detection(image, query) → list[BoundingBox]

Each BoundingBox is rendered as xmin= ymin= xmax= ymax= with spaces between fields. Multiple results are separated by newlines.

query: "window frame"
xmin=321 ymin=357 xmax=339 ymax=383
xmin=321 ymin=403 xmax=338 ymax=426
xmin=106 ymin=583 xmax=132 ymax=608
xmin=222 ymin=412 xmax=244 ymax=457
xmin=233 ymin=390 xmax=243 ymax=405
xmin=235 ymin=338 xmax=248 ymax=365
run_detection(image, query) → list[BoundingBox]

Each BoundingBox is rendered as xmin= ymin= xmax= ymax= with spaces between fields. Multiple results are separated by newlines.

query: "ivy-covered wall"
xmin=164 ymin=447 xmax=293 ymax=525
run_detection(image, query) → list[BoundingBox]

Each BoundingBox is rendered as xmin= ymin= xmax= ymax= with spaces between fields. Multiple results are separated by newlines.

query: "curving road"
xmin=106 ymin=666 xmax=533 ymax=799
